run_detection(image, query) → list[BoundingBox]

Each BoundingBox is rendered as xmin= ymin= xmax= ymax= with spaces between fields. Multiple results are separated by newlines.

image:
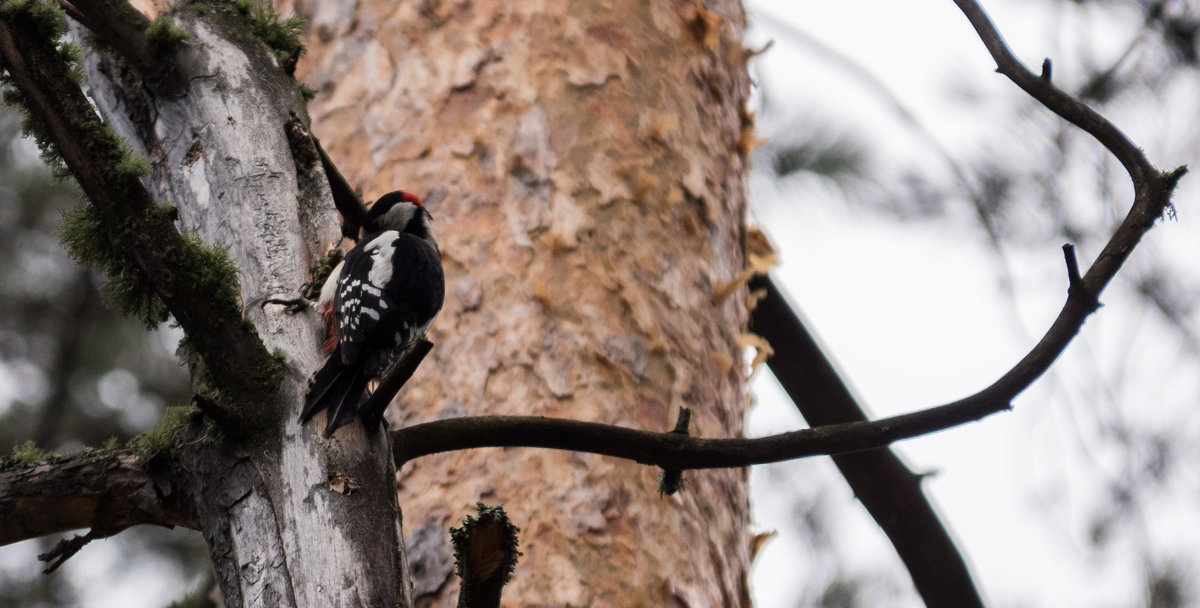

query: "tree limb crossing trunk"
xmin=292 ymin=0 xmax=757 ymax=604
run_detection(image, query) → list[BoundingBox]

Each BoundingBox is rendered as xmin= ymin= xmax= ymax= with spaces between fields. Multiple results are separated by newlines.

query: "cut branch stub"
xmin=659 ymin=407 xmax=692 ymax=495
xmin=450 ymin=504 xmax=521 ymax=608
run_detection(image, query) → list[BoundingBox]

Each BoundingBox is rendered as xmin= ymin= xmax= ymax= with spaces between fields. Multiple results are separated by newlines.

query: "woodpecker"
xmin=301 ymin=191 xmax=445 ymax=435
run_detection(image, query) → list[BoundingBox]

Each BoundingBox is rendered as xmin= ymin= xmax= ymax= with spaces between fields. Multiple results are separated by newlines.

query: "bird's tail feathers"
xmin=301 ymin=358 xmax=371 ymax=436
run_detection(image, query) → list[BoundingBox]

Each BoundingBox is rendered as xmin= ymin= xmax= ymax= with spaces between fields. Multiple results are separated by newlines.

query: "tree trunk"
xmin=291 ymin=0 xmax=756 ymax=604
xmin=77 ymin=5 xmax=411 ymax=606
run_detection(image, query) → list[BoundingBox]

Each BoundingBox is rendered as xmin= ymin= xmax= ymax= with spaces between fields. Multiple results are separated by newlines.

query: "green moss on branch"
xmin=225 ymin=0 xmax=305 ymax=74
xmin=1 ymin=440 xmax=60 ymax=469
xmin=129 ymin=405 xmax=195 ymax=460
xmin=1 ymin=3 xmax=282 ymax=424
xmin=145 ymin=16 xmax=190 ymax=56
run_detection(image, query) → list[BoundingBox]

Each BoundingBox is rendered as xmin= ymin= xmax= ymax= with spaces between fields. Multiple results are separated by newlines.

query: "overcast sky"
xmin=745 ymin=1 xmax=1200 ymax=606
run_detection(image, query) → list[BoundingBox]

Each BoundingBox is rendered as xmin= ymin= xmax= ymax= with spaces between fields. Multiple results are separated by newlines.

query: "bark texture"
xmin=289 ymin=0 xmax=756 ymax=604
xmin=75 ymin=4 xmax=411 ymax=606
xmin=0 ymin=450 xmax=195 ymax=546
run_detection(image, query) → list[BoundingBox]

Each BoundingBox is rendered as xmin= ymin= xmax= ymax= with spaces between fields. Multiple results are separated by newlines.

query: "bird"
xmin=301 ymin=191 xmax=444 ymax=435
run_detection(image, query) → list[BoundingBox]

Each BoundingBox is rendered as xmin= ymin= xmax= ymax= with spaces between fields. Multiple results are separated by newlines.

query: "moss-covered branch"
xmin=0 ymin=1 xmax=280 ymax=426
xmin=0 ymin=444 xmax=198 ymax=547
xmin=57 ymin=0 xmax=187 ymax=90
xmin=451 ymin=504 xmax=521 ymax=608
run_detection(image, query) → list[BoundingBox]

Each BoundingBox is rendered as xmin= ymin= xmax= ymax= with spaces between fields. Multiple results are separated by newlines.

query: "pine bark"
xmin=290 ymin=0 xmax=756 ymax=604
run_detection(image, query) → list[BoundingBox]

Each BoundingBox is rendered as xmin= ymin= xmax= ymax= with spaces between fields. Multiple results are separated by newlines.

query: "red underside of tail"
xmin=321 ymin=303 xmax=337 ymax=354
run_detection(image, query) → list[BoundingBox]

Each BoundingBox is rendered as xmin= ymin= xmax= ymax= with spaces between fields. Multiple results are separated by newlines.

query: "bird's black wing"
xmin=333 ymin=231 xmax=444 ymax=372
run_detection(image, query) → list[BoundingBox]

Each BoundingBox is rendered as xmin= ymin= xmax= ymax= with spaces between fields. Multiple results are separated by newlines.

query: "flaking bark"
xmin=290 ymin=0 xmax=756 ymax=604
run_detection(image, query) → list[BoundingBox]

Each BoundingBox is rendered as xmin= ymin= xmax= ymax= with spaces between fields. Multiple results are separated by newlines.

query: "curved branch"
xmin=952 ymin=0 xmax=1159 ymax=185
xmin=0 ymin=450 xmax=197 ymax=547
xmin=393 ymin=209 xmax=1177 ymax=472
xmin=393 ymin=397 xmax=1001 ymax=469
xmin=395 ymin=0 xmax=1185 ymax=490
xmin=948 ymin=0 xmax=1185 ymax=408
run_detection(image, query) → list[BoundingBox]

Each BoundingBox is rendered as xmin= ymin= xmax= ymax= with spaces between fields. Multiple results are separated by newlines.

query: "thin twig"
xmin=38 ymin=530 xmax=105 ymax=573
xmin=658 ymin=407 xmax=691 ymax=495
xmin=952 ymin=0 xmax=1159 ymax=184
xmin=1062 ymin=243 xmax=1082 ymax=289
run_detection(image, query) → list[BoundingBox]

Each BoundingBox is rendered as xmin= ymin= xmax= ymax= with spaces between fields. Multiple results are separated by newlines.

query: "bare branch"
xmin=947 ymin=0 xmax=1185 ymax=413
xmin=39 ymin=530 xmax=101 ymax=573
xmin=59 ymin=0 xmax=149 ymax=56
xmin=0 ymin=450 xmax=197 ymax=548
xmin=58 ymin=0 xmax=184 ymax=91
xmin=952 ymin=0 xmax=1162 ymax=185
xmin=393 ymin=400 xmax=1002 ymax=470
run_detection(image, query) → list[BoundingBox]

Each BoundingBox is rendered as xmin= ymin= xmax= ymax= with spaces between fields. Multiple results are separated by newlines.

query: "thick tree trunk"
xmin=77 ymin=5 xmax=411 ymax=606
xmin=291 ymin=0 xmax=756 ymax=604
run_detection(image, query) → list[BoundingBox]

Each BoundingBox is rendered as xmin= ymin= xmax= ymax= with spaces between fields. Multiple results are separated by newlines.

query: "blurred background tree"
xmin=0 ymin=103 xmax=208 ymax=607
xmin=747 ymin=1 xmax=1200 ymax=606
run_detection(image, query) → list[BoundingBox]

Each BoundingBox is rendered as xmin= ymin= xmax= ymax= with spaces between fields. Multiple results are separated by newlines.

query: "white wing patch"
xmin=335 ymin=231 xmax=399 ymax=344
xmin=366 ymin=233 xmax=397 ymax=289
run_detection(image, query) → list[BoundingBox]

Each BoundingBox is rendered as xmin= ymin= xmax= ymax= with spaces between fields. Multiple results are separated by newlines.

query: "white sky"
xmin=745 ymin=1 xmax=1200 ymax=606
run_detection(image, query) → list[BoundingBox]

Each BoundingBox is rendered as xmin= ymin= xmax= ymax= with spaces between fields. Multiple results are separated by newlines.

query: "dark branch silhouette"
xmin=749 ymin=274 xmax=985 ymax=608
xmin=391 ymin=406 xmax=998 ymax=469
xmin=359 ymin=339 xmax=434 ymax=431
xmin=313 ymin=135 xmax=367 ymax=240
